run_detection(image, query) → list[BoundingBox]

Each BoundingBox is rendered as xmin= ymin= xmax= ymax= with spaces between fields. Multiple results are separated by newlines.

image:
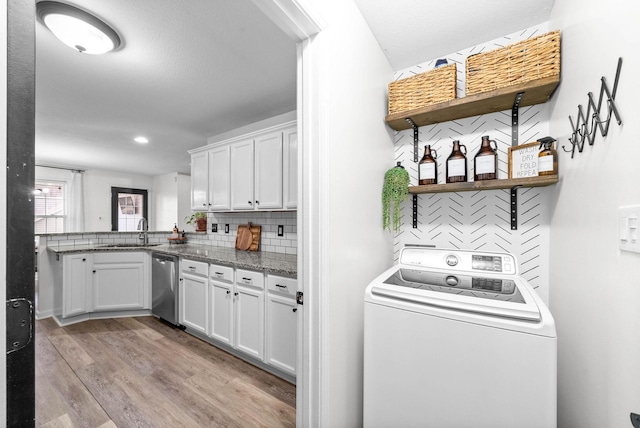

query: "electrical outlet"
xmin=278 ymin=225 xmax=284 ymax=237
xmin=211 ymin=223 xmax=217 ymax=233
xmin=631 ymin=412 xmax=640 ymax=428
xmin=225 ymin=224 xmax=229 ymax=233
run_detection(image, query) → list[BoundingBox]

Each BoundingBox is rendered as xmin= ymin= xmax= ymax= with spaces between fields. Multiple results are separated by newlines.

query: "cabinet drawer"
xmin=236 ymin=269 xmax=264 ymax=289
xmin=267 ymin=275 xmax=297 ymax=297
xmin=181 ymin=259 xmax=208 ymax=277
xmin=209 ymin=264 xmax=234 ymax=283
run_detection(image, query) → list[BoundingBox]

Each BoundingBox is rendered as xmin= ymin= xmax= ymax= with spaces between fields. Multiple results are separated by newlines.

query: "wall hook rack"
xmin=563 ymin=57 xmax=623 ymax=158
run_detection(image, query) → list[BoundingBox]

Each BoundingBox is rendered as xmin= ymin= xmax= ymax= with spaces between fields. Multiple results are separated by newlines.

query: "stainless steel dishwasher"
xmin=151 ymin=253 xmax=180 ymax=326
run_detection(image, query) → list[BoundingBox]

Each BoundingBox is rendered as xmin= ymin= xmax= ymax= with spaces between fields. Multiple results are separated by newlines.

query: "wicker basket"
xmin=388 ymin=64 xmax=456 ymax=115
xmin=466 ymin=30 xmax=560 ymax=96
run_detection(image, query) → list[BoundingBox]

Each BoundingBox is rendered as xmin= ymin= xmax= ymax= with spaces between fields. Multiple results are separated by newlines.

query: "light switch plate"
xmin=619 ymin=205 xmax=640 ymax=253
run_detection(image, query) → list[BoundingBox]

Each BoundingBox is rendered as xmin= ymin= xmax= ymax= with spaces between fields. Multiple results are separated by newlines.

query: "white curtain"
xmin=67 ymin=171 xmax=85 ymax=232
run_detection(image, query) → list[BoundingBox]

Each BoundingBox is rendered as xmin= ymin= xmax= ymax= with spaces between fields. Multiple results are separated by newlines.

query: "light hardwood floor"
xmin=35 ymin=316 xmax=296 ymax=427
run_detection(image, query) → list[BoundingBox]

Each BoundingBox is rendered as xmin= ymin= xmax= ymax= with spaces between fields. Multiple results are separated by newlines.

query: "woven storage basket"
xmin=466 ymin=30 xmax=560 ymax=96
xmin=388 ymin=64 xmax=456 ymax=115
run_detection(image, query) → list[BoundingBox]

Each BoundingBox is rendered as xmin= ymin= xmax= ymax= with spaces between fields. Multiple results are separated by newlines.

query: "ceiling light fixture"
xmin=134 ymin=136 xmax=149 ymax=144
xmin=36 ymin=1 xmax=122 ymax=54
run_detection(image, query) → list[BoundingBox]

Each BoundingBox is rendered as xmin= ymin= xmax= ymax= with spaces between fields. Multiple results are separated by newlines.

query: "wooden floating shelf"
xmin=386 ymin=75 xmax=561 ymax=131
xmin=408 ymin=174 xmax=559 ymax=195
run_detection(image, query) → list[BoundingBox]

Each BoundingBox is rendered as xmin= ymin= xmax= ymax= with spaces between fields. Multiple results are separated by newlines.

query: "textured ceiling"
xmin=35 ymin=0 xmax=556 ymax=176
xmin=353 ymin=0 xmax=556 ymax=71
xmin=35 ymin=0 xmax=297 ymax=175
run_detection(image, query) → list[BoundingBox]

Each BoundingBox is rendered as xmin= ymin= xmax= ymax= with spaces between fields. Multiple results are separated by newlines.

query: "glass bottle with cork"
xmin=418 ymin=145 xmax=438 ymax=185
xmin=446 ymin=140 xmax=467 ymax=183
xmin=473 ymin=135 xmax=498 ymax=181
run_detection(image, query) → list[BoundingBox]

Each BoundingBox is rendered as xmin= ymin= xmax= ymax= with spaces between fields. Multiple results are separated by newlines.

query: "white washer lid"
xmin=370 ymin=277 xmax=541 ymax=322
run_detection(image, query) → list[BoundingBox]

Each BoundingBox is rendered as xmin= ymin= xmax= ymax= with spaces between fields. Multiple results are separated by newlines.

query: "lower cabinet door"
xmin=180 ymin=273 xmax=208 ymax=335
xmin=234 ymin=284 xmax=264 ymax=360
xmin=209 ymin=280 xmax=233 ymax=345
xmin=93 ymin=262 xmax=145 ymax=311
xmin=265 ymin=293 xmax=297 ymax=376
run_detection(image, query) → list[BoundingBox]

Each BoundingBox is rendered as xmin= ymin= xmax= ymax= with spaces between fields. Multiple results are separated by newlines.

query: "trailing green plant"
xmin=382 ymin=163 xmax=410 ymax=232
xmin=185 ymin=211 xmax=207 ymax=226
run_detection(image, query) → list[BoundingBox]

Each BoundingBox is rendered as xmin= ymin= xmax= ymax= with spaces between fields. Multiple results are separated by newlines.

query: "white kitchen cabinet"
xmin=254 ymin=131 xmax=283 ymax=210
xmin=180 ymin=259 xmax=209 ymax=335
xmin=208 ymin=145 xmax=231 ymax=211
xmin=190 ymin=150 xmax=209 ymax=210
xmin=92 ymin=252 xmax=149 ymax=312
xmin=265 ymin=274 xmax=297 ymax=376
xmin=234 ymin=269 xmax=265 ymax=360
xmin=230 ymin=139 xmax=255 ymax=210
xmin=283 ymin=127 xmax=298 ymax=210
xmin=62 ymin=253 xmax=93 ymax=318
xmin=190 ymin=120 xmax=297 ymax=213
xmin=209 ymin=264 xmax=234 ymax=345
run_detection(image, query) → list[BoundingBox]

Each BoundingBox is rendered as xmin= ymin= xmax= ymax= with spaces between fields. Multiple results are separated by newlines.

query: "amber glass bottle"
xmin=474 ymin=135 xmax=498 ymax=181
xmin=418 ymin=145 xmax=438 ymax=185
xmin=538 ymin=137 xmax=558 ymax=176
xmin=446 ymin=140 xmax=467 ymax=183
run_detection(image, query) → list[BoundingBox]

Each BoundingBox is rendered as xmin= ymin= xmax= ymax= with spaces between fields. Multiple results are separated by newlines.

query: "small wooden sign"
xmin=508 ymin=142 xmax=540 ymax=178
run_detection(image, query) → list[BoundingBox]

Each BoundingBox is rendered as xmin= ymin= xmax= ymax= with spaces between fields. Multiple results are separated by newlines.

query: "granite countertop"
xmin=47 ymin=243 xmax=297 ymax=278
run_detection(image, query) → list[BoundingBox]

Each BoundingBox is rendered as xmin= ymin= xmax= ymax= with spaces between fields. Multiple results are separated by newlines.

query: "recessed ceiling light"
xmin=36 ymin=1 xmax=122 ymax=55
xmin=134 ymin=136 xmax=149 ymax=144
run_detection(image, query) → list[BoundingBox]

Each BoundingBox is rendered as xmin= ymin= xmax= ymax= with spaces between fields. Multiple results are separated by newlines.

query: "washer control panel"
xmin=399 ymin=247 xmax=517 ymax=275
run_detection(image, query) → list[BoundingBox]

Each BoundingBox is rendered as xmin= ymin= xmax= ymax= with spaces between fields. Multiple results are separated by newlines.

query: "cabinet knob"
xmin=234 ymin=292 xmax=239 ymax=296
xmin=92 ymin=270 xmax=96 ymax=274
xmin=255 ymin=200 xmax=260 ymax=205
xmin=82 ymin=258 xmax=86 ymax=262
xmin=293 ymin=308 xmax=297 ymax=313
xmin=226 ymin=290 xmax=231 ymax=294
xmin=248 ymin=201 xmax=252 ymax=205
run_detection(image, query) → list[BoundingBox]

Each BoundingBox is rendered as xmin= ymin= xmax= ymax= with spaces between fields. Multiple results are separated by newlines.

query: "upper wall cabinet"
xmin=283 ymin=128 xmax=298 ymax=210
xmin=189 ymin=121 xmax=297 ymax=213
xmin=190 ymin=145 xmax=231 ymax=211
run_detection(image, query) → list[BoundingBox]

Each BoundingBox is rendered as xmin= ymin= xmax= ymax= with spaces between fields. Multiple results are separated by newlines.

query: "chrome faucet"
xmin=137 ymin=217 xmax=148 ymax=245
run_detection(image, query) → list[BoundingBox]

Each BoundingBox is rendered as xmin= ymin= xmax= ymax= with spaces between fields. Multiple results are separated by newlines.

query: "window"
xmin=111 ymin=187 xmax=148 ymax=231
xmin=34 ymin=181 xmax=66 ymax=234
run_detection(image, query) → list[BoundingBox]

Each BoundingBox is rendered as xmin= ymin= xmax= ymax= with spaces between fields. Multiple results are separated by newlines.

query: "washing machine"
xmin=363 ymin=246 xmax=556 ymax=428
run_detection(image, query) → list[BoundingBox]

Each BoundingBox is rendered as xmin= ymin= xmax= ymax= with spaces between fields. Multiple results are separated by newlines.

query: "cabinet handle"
xmin=275 ymin=284 xmax=286 ymax=288
xmin=242 ymin=277 xmax=252 ymax=283
xmin=215 ymin=271 xmax=223 ymax=276
xmin=293 ymin=308 xmax=297 ymax=313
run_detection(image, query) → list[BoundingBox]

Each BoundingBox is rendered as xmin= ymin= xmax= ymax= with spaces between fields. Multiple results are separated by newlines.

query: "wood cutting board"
xmin=235 ymin=222 xmax=261 ymax=251
xmin=248 ymin=223 xmax=261 ymax=251
xmin=235 ymin=224 xmax=252 ymax=250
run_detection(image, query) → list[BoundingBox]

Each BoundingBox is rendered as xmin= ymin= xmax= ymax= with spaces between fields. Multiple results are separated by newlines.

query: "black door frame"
xmin=6 ymin=0 xmax=36 ymax=426
xmin=110 ymin=187 xmax=149 ymax=231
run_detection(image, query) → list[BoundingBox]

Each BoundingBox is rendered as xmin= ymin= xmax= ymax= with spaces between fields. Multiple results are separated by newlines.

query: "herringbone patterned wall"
xmin=392 ymin=25 xmax=553 ymax=303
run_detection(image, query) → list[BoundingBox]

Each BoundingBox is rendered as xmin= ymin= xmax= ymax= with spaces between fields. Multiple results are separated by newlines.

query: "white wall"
xmin=151 ymin=172 xmax=190 ymax=231
xmin=302 ymin=0 xmax=394 ymax=426
xmin=82 ymin=169 xmax=153 ymax=231
xmin=548 ymin=1 xmax=640 ymax=426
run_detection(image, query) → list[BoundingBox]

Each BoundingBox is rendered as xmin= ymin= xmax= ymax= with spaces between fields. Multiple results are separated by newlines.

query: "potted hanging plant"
xmin=185 ymin=212 xmax=207 ymax=232
xmin=382 ymin=162 xmax=410 ymax=232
